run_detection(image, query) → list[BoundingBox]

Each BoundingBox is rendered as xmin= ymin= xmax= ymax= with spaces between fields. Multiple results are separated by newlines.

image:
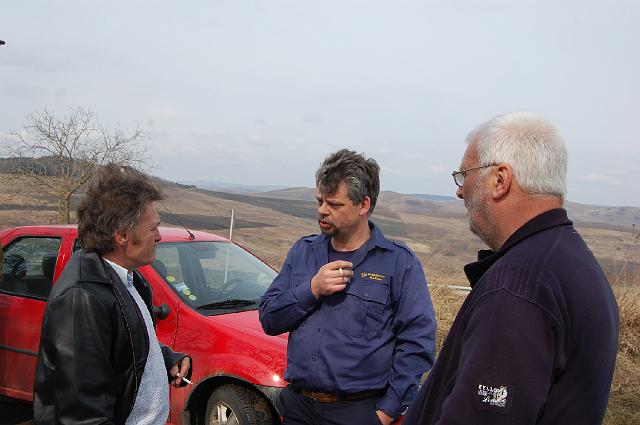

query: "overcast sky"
xmin=2 ymin=0 xmax=638 ymax=207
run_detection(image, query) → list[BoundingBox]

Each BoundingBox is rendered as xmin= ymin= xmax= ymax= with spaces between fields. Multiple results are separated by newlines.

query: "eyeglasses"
xmin=451 ymin=164 xmax=498 ymax=187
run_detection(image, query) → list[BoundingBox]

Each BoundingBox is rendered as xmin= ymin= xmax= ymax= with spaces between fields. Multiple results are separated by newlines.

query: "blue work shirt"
xmin=259 ymin=222 xmax=436 ymax=418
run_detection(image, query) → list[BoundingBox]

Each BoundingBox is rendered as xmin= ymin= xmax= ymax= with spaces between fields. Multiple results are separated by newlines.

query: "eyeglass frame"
xmin=451 ymin=164 xmax=499 ymax=188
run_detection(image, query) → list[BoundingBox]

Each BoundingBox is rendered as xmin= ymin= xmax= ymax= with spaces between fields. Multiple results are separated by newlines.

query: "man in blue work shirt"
xmin=259 ymin=149 xmax=436 ymax=425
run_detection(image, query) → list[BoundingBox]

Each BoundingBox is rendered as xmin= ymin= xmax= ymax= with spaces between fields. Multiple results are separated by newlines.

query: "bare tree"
xmin=1 ymin=107 xmax=148 ymax=223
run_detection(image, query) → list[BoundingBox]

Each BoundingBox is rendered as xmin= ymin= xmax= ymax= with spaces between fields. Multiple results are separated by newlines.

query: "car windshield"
xmin=152 ymin=241 xmax=276 ymax=314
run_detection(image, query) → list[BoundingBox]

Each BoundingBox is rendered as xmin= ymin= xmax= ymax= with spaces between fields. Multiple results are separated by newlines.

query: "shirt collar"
xmin=104 ymin=258 xmax=133 ymax=287
xmin=313 ymin=221 xmax=394 ymax=251
xmin=464 ymin=208 xmax=572 ymax=286
xmin=367 ymin=221 xmax=395 ymax=251
xmin=310 ymin=221 xmax=394 ymax=269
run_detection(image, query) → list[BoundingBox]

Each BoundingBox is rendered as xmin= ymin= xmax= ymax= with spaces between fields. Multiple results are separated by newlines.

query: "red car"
xmin=0 ymin=225 xmax=288 ymax=424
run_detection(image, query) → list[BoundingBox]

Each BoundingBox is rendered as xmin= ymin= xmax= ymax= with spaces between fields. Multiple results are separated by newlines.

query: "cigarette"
xmin=176 ymin=373 xmax=193 ymax=385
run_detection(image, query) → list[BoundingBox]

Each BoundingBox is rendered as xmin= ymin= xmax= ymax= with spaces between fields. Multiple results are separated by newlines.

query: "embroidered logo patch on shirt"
xmin=473 ymin=382 xmax=512 ymax=415
xmin=360 ymin=272 xmax=385 ymax=281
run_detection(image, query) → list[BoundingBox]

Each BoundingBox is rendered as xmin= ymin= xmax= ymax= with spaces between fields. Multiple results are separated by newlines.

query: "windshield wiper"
xmin=196 ymin=299 xmax=257 ymax=310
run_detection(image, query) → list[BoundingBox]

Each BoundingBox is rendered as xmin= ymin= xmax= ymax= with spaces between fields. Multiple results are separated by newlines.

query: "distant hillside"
xmin=253 ymin=187 xmax=467 ymax=222
xmin=187 ymin=187 xmax=408 ymax=239
xmin=408 ymin=194 xmax=458 ymax=202
xmin=256 ymin=187 xmax=461 ymax=208
xmin=255 ymin=187 xmax=315 ymax=200
xmin=161 ymin=183 xmax=638 ymax=277
xmin=257 ymin=186 xmax=640 ymax=231
xmin=180 ymin=180 xmax=288 ymax=194
xmin=158 ymin=212 xmax=273 ymax=231
xmin=2 ymin=173 xmax=638 ymax=279
xmin=565 ymin=201 xmax=640 ymax=231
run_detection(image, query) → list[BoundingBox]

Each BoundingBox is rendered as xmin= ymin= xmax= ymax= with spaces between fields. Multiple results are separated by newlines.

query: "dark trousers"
xmin=280 ymin=386 xmax=383 ymax=425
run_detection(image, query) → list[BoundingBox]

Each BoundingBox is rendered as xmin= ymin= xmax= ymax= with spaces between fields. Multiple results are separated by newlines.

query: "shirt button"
xmin=312 ymin=356 xmax=317 ymax=361
xmin=364 ymin=292 xmax=369 ymax=297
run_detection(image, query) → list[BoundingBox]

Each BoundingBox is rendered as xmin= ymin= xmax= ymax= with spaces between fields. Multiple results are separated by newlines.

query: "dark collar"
xmin=463 ymin=208 xmax=572 ymax=286
xmin=77 ymin=250 xmax=146 ymax=289
xmin=310 ymin=221 xmax=393 ymax=268
xmin=77 ymin=250 xmax=115 ymax=285
xmin=311 ymin=220 xmax=394 ymax=251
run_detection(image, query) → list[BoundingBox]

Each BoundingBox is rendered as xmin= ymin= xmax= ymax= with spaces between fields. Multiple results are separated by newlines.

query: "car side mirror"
xmin=153 ymin=303 xmax=170 ymax=320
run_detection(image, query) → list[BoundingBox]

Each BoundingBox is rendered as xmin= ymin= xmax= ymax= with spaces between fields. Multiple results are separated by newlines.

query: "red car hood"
xmin=207 ymin=309 xmax=289 ymax=344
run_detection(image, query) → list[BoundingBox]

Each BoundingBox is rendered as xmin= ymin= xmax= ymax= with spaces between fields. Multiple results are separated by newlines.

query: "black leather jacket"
xmin=33 ymin=250 xmax=190 ymax=425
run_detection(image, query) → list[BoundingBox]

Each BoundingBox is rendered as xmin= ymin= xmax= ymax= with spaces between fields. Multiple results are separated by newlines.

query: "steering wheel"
xmin=216 ymin=278 xmax=243 ymax=297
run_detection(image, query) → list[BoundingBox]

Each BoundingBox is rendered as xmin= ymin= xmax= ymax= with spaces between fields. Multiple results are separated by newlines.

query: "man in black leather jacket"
xmin=33 ymin=165 xmax=192 ymax=425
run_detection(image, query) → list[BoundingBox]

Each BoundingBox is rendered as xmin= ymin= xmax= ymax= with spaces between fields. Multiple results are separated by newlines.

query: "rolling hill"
xmin=1 ymin=174 xmax=638 ymax=283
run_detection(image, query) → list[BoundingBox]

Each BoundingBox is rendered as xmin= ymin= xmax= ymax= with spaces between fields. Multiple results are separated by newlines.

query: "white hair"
xmin=466 ymin=111 xmax=567 ymax=201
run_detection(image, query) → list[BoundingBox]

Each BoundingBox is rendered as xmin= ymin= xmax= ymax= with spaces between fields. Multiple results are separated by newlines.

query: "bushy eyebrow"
xmin=317 ymin=193 xmax=344 ymax=205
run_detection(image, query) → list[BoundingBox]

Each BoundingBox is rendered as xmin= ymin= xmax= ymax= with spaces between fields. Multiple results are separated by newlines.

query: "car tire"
xmin=205 ymin=384 xmax=276 ymax=425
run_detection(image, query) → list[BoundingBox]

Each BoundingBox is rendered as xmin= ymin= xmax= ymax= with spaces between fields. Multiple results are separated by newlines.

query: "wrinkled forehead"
xmin=138 ymin=202 xmax=161 ymax=226
xmin=460 ymin=142 xmax=479 ymax=168
xmin=316 ymin=180 xmax=348 ymax=199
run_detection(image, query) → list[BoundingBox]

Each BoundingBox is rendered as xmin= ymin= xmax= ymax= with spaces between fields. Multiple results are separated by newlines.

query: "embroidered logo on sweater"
xmin=474 ymin=382 xmax=512 ymax=415
xmin=478 ymin=384 xmax=508 ymax=407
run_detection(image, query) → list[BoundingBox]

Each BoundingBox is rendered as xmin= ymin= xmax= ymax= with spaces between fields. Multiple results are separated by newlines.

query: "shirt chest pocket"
xmin=337 ymin=278 xmax=390 ymax=339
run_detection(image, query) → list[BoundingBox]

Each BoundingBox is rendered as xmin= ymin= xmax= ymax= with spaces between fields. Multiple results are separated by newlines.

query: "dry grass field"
xmin=1 ymin=175 xmax=639 ymax=423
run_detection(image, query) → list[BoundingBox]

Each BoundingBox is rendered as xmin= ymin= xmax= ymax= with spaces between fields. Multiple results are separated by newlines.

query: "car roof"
xmin=2 ymin=225 xmax=230 ymax=243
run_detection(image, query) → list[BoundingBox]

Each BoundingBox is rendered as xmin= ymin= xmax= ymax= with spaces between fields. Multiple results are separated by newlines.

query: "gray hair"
xmin=466 ymin=111 xmax=567 ymax=201
xmin=315 ymin=149 xmax=380 ymax=214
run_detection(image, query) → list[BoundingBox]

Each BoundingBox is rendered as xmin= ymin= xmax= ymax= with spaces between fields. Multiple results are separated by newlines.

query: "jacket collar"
xmin=77 ymin=250 xmax=150 ymax=296
xmin=77 ymin=250 xmax=116 ymax=285
xmin=310 ymin=221 xmax=393 ymax=268
xmin=464 ymin=208 xmax=572 ymax=286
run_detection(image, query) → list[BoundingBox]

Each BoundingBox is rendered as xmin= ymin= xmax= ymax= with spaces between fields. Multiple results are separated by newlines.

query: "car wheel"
xmin=205 ymin=384 xmax=276 ymax=425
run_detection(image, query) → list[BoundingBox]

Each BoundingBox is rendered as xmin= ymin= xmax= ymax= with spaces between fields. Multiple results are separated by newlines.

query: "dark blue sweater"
xmin=404 ymin=209 xmax=619 ymax=425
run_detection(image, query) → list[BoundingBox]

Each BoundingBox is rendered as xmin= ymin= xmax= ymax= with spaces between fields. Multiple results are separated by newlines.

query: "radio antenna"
xmin=160 ymin=202 xmax=195 ymax=240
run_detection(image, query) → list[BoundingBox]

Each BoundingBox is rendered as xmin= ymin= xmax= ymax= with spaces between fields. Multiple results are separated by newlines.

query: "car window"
xmin=153 ymin=241 xmax=276 ymax=310
xmin=0 ymin=237 xmax=61 ymax=299
xmin=154 ymin=244 xmax=190 ymax=297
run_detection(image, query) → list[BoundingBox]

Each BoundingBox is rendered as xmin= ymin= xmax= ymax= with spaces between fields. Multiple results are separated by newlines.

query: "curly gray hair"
xmin=315 ymin=149 xmax=380 ymax=215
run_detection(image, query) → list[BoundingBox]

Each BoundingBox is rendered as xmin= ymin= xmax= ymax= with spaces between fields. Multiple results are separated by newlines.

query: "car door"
xmin=0 ymin=233 xmax=66 ymax=400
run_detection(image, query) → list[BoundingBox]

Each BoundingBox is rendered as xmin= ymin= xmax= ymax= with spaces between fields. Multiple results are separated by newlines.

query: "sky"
xmin=1 ymin=0 xmax=639 ymax=207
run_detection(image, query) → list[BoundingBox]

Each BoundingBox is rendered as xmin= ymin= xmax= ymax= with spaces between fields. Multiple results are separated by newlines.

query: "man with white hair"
xmin=404 ymin=112 xmax=619 ymax=424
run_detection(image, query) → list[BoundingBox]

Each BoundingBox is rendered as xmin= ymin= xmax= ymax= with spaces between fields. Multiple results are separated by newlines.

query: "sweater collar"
xmin=463 ymin=208 xmax=572 ymax=286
